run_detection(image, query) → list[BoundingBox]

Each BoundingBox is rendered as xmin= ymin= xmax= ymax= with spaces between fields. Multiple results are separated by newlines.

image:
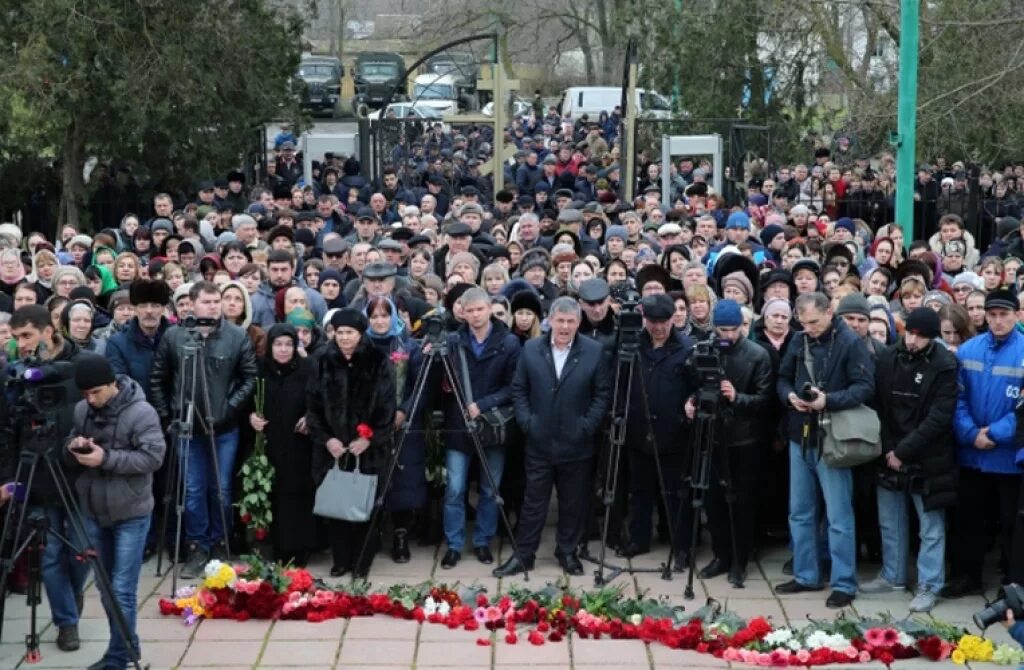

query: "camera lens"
xmin=973 ymin=600 xmax=1007 ymax=629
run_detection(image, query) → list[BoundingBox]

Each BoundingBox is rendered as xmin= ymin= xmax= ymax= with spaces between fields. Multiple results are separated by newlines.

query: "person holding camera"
xmin=617 ymin=294 xmax=695 ymax=560
xmin=149 ymin=281 xmax=257 ymax=578
xmin=439 ymin=288 xmax=521 ymax=569
xmin=684 ymin=299 xmax=774 ymax=586
xmin=946 ymin=289 xmax=1024 ymax=597
xmin=776 ymin=292 xmax=875 ymax=609
xmin=864 ymin=307 xmax=957 ymax=613
xmin=4 ymin=305 xmax=88 ymax=652
xmin=67 ymin=354 xmax=165 ymax=670
xmin=495 ymin=297 xmax=612 ymax=577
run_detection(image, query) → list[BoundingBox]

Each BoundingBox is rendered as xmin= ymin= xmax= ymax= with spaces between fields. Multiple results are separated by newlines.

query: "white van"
xmin=410 ymin=73 xmax=478 ymax=116
xmin=560 ymin=86 xmax=673 ymax=120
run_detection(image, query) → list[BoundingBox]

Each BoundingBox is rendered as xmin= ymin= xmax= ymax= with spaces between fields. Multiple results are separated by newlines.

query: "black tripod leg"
xmin=155 ymin=430 xmax=180 ymax=577
xmin=24 ymin=531 xmax=41 ymax=663
xmin=0 ymin=453 xmax=39 ymax=645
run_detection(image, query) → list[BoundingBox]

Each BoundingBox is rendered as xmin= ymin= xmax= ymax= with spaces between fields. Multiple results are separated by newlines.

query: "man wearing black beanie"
xmin=866 ymin=308 xmax=957 ymax=613
xmin=68 ymin=353 xmax=165 ymax=669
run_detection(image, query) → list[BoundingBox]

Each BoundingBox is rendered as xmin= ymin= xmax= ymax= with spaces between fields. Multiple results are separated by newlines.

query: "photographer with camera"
xmin=150 ymin=281 xmax=257 ymax=578
xmin=865 ymin=307 xmax=957 ymax=613
xmin=684 ymin=299 xmax=774 ymax=586
xmin=776 ymin=292 xmax=875 ymax=609
xmin=3 ymin=305 xmax=88 ymax=652
xmin=67 ymin=354 xmax=165 ymax=670
xmin=617 ymin=294 xmax=695 ymax=560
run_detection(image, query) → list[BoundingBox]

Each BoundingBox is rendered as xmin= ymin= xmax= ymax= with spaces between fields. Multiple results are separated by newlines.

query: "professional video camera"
xmin=421 ymin=311 xmax=447 ymax=348
xmin=615 ymin=300 xmax=643 ymax=352
xmin=3 ymin=358 xmax=73 ymax=419
xmin=692 ymin=340 xmax=724 ymax=397
xmin=974 ymin=584 xmax=1024 ymax=629
xmin=179 ymin=316 xmax=218 ymax=330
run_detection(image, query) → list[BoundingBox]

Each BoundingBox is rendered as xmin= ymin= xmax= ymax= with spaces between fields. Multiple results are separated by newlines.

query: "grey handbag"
xmin=802 ymin=335 xmax=881 ymax=468
xmin=313 ymin=455 xmax=377 ymax=522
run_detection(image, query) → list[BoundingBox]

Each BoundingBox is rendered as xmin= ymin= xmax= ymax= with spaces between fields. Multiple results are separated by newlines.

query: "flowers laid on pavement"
xmin=160 ymin=556 xmax=1013 ymax=666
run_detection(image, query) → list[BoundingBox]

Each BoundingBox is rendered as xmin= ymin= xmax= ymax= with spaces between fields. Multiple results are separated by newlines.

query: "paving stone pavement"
xmin=0 ymin=526 xmax=1015 ymax=669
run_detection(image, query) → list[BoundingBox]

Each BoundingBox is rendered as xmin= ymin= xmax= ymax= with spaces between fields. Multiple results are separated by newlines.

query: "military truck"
xmin=296 ymin=55 xmax=344 ymax=117
xmin=352 ymin=52 xmax=407 ymax=115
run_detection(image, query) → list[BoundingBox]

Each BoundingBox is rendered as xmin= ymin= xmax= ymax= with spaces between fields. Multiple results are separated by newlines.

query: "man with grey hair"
xmin=776 ymin=291 xmax=874 ymax=609
xmin=514 ymin=213 xmax=543 ymax=250
xmin=231 ymin=214 xmax=261 ymax=249
xmin=494 ymin=296 xmax=612 ymax=577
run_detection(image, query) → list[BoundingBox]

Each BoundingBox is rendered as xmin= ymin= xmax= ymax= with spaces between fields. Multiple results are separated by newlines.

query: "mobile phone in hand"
xmin=70 ymin=443 xmax=94 ymax=455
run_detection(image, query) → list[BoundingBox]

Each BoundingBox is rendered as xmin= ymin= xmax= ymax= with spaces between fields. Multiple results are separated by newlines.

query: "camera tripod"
xmin=353 ymin=331 xmax=527 ymax=580
xmin=0 ymin=414 xmax=144 ymax=669
xmin=680 ymin=382 xmax=740 ymax=600
xmin=155 ymin=327 xmax=232 ymax=596
xmin=580 ymin=336 xmax=680 ymax=586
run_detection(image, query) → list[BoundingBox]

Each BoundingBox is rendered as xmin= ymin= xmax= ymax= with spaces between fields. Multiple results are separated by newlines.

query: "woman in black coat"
xmin=249 ymin=324 xmax=318 ymax=566
xmin=363 ymin=296 xmax=426 ymax=563
xmin=307 ymin=309 xmax=396 ymax=577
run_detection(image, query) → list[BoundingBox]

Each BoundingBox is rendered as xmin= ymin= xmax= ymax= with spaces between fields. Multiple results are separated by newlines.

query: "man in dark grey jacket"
xmin=68 ymin=355 xmax=165 ymax=670
xmin=494 ymin=297 xmax=612 ymax=577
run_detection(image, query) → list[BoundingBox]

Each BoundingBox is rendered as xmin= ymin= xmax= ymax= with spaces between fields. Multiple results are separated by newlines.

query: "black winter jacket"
xmin=874 ymin=339 xmax=958 ymax=510
xmin=624 ymin=330 xmax=694 ymax=455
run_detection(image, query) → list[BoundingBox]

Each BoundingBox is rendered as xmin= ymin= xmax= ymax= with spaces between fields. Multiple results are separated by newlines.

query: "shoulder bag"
xmin=456 ymin=344 xmax=515 ymax=449
xmin=313 ymin=454 xmax=377 ymax=522
xmin=803 ymin=335 xmax=881 ymax=468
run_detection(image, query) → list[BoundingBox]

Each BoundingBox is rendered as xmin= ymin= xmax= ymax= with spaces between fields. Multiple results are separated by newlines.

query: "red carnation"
xmin=240 ymin=512 xmax=252 ymax=525
xmin=528 ymin=629 xmax=545 ymax=645
xmin=476 ymin=638 xmax=491 ymax=646
xmin=505 ymin=632 xmax=518 ymax=644
xmin=254 ymin=527 xmax=267 ymax=541
xmin=357 ymin=423 xmax=374 ymax=439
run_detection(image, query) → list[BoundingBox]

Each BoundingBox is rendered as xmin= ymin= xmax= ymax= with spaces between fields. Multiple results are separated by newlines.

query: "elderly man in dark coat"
xmin=494 ymin=296 xmax=612 ymax=577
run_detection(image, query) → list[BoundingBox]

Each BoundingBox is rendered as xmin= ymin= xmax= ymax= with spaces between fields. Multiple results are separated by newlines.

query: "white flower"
xmin=424 ymin=597 xmax=438 ymax=615
xmin=203 ymin=560 xmax=224 ymax=578
xmin=765 ymin=629 xmax=794 ymax=646
xmin=629 ymin=614 xmax=643 ymax=626
xmin=804 ymin=630 xmax=851 ymax=651
xmin=897 ymin=632 xmax=915 ymax=647
xmin=787 ymin=639 xmax=804 ymax=651
xmin=438 ymin=601 xmax=451 ymax=616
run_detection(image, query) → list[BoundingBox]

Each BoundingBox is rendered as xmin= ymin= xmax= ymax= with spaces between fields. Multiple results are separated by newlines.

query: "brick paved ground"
xmin=0 ymin=523 xmax=1015 ymax=669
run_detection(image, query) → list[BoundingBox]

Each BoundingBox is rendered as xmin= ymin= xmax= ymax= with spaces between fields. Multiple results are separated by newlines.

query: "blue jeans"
xmin=182 ymin=430 xmax=238 ymax=550
xmin=788 ymin=442 xmax=857 ymax=594
xmin=876 ymin=486 xmax=945 ymax=593
xmin=83 ymin=514 xmax=149 ymax=667
xmin=444 ymin=447 xmax=505 ymax=550
xmin=35 ymin=506 xmax=90 ymax=628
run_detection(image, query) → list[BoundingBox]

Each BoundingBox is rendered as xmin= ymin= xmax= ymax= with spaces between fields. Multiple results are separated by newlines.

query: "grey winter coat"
xmin=67 ymin=376 xmax=166 ymax=528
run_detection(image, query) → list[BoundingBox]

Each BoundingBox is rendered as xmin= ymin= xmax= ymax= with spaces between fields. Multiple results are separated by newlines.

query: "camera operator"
xmin=150 ymin=281 xmax=257 ymax=578
xmin=67 ymin=354 xmax=165 ymax=670
xmin=1005 ymin=610 xmax=1024 ymax=647
xmin=865 ymin=308 xmax=957 ymax=613
xmin=776 ymin=292 xmax=875 ymax=609
xmin=617 ymin=294 xmax=695 ymax=561
xmin=4 ymin=305 xmax=88 ymax=652
xmin=684 ymin=299 xmax=774 ymax=586
xmin=578 ymin=278 xmax=617 ymax=353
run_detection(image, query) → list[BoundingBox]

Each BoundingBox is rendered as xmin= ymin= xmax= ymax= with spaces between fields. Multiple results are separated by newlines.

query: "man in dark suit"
xmin=494 ymin=297 xmax=612 ymax=576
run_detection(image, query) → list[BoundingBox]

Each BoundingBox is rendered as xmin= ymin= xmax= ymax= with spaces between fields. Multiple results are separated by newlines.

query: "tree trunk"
xmin=59 ymin=121 xmax=85 ymax=231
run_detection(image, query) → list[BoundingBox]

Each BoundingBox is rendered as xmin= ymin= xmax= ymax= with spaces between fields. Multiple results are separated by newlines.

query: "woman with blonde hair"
xmin=480 ymin=263 xmax=509 ymax=296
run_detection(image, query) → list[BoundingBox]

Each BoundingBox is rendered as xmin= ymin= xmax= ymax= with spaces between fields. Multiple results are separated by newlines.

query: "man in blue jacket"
xmin=945 ymin=289 xmax=1024 ymax=597
xmin=775 ymin=292 xmax=875 ymax=609
xmin=494 ymin=297 xmax=612 ymax=577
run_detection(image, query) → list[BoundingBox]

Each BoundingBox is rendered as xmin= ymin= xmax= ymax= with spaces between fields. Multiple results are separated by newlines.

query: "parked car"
xmin=559 ymin=86 xmax=673 ymax=120
xmin=410 ymin=73 xmax=476 ymax=116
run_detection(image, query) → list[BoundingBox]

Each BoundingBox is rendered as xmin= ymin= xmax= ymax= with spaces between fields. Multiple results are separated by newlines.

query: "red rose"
xmin=241 ymin=512 xmax=252 ymax=525
xmin=476 ymin=638 xmax=491 ymax=646
xmin=505 ymin=632 xmax=518 ymax=644
xmin=528 ymin=629 xmax=545 ymax=645
xmin=254 ymin=527 xmax=267 ymax=541
xmin=357 ymin=423 xmax=374 ymax=439
xmin=476 ymin=593 xmax=489 ymax=607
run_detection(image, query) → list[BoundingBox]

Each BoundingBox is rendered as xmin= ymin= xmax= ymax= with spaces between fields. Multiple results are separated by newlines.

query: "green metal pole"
xmin=894 ymin=0 xmax=919 ymax=241
xmin=672 ymin=0 xmax=681 ymax=109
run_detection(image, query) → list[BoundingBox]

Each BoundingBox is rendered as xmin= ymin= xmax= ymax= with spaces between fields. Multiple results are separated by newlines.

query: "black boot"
xmin=392 ymin=530 xmax=411 ymax=564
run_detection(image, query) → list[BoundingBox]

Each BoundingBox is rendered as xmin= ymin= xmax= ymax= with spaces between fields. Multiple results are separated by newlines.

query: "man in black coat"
xmin=494 ymin=297 xmax=612 ymax=576
xmin=685 ymin=299 xmax=774 ymax=587
xmin=617 ymin=295 xmax=695 ymax=561
xmin=861 ymin=308 xmax=957 ymax=613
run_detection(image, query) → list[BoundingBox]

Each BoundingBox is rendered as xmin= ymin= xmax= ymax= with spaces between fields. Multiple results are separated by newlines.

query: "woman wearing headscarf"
xmin=248 ymin=324 xmax=319 ymax=566
xmin=62 ymin=299 xmax=106 ymax=355
xmin=307 ymin=309 xmax=396 ymax=578
xmin=286 ymin=308 xmax=326 ymax=359
xmin=221 ymin=280 xmax=267 ymax=357
xmin=362 ymin=296 xmax=426 ymax=563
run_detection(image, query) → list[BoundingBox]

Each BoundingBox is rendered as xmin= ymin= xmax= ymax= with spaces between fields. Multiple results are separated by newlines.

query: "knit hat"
xmin=759 ymin=223 xmax=785 ymax=247
xmin=725 ymin=211 xmax=751 ymax=230
xmin=286 ymin=308 xmax=316 ymax=329
xmin=923 ymin=290 xmax=952 ymax=308
xmin=762 ymin=298 xmax=792 ymax=319
xmin=330 ymin=307 xmax=368 ymax=333
xmin=149 ymin=218 xmax=174 ymax=235
xmin=510 ymin=289 xmax=543 ymax=321
xmin=721 ymin=271 xmax=753 ymax=303
xmin=950 ymin=271 xmax=983 ymax=291
xmin=449 ymin=251 xmax=481 ymax=275
xmin=984 ymin=289 xmax=1018 ymax=312
xmin=789 ymin=204 xmax=810 ymax=217
xmin=997 ymin=217 xmax=1020 ymax=240
xmin=748 ymin=193 xmax=768 ymax=207
xmin=68 ymin=234 xmax=93 ymax=250
xmin=74 ymin=354 xmax=116 ymax=390
xmin=107 ymin=289 xmax=131 ymax=312
xmin=318 ymin=269 xmax=344 ymax=287
xmin=904 ymin=307 xmax=941 ymax=339
xmin=833 ymin=217 xmax=856 ymax=236
xmin=551 ymin=243 xmax=578 ymax=266
xmin=712 ymin=299 xmax=743 ymax=327
xmin=764 ymin=212 xmax=787 ymax=227
xmin=519 ymin=248 xmax=551 ymax=275
xmin=605 ymin=225 xmax=627 ymax=242
xmin=835 ymin=293 xmax=871 ymax=318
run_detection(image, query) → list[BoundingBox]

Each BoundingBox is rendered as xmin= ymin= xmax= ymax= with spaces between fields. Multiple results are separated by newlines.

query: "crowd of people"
xmin=2 ymin=111 xmax=1024 ymax=669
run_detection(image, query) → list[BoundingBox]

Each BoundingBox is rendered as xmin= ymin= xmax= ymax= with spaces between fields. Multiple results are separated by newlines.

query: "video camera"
xmin=179 ymin=316 xmax=218 ymax=330
xmin=421 ymin=311 xmax=448 ymax=350
xmin=4 ymin=358 xmax=72 ymax=416
xmin=615 ymin=300 xmax=643 ymax=353
xmin=974 ymin=583 xmax=1024 ymax=629
xmin=692 ymin=339 xmax=727 ymax=398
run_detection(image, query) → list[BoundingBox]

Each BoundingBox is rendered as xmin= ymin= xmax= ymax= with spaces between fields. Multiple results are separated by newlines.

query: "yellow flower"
xmin=952 ymin=649 xmax=966 ymax=665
